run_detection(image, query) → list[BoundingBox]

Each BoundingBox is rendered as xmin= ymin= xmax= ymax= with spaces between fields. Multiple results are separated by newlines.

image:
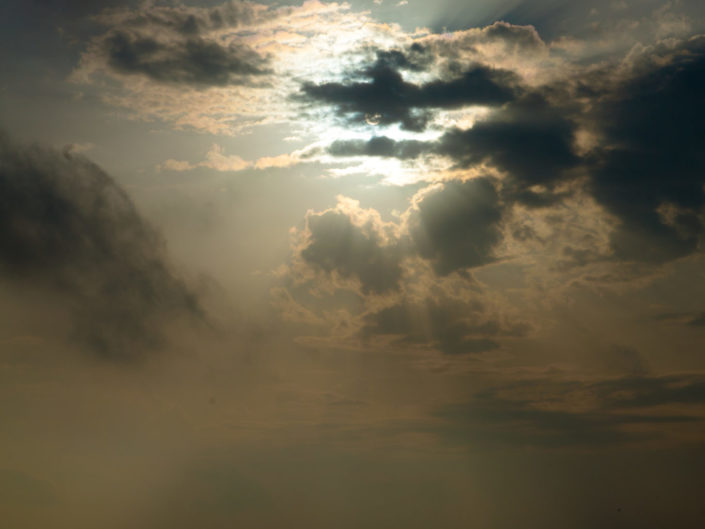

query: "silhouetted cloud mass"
xmin=408 ymin=177 xmax=505 ymax=275
xmin=0 ymin=133 xmax=200 ymax=358
xmin=327 ymin=136 xmax=427 ymax=159
xmin=435 ymin=94 xmax=579 ymax=186
xmin=302 ymin=61 xmax=521 ymax=131
xmin=588 ymin=38 xmax=705 ymax=263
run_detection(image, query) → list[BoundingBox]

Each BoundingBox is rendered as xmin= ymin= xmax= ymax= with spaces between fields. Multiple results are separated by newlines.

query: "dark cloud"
xmin=362 ymin=295 xmax=528 ymax=354
xmin=434 ymin=374 xmax=705 ymax=448
xmin=316 ymin=36 xmax=705 ymax=267
xmin=587 ymin=38 xmax=705 ymax=263
xmin=328 ymin=136 xmax=426 ymax=159
xmin=594 ymin=374 xmax=705 ymax=409
xmin=300 ymin=209 xmax=404 ymax=294
xmin=103 ymin=30 xmax=269 ymax=86
xmin=297 ymin=34 xmax=705 ymax=306
xmin=435 ymin=94 xmax=579 ymax=188
xmin=408 ymin=177 xmax=505 ymax=275
xmin=324 ymin=91 xmax=579 ymax=206
xmin=0 ymin=133 xmax=200 ymax=359
xmin=301 ymin=62 xmax=521 ymax=131
xmin=293 ymin=178 xmax=507 ymax=290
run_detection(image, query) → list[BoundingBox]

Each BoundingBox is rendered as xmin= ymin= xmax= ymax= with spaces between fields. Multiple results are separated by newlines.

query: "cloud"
xmin=297 ymin=198 xmax=405 ymax=294
xmin=102 ymin=30 xmax=269 ymax=87
xmin=326 ymin=93 xmax=578 ymax=196
xmin=587 ymin=37 xmax=705 ymax=263
xmin=362 ymin=293 xmax=529 ymax=355
xmin=158 ymin=144 xmax=312 ymax=173
xmin=71 ymin=1 xmax=403 ymax=134
xmin=92 ymin=0 xmax=260 ymax=36
xmin=290 ymin=176 xmax=509 ymax=291
xmin=401 ymin=21 xmax=548 ymax=81
xmin=76 ymin=2 xmax=271 ymax=88
xmin=0 ymin=133 xmax=200 ymax=359
xmin=282 ymin=181 xmax=531 ymax=354
xmin=301 ymin=60 xmax=521 ymax=131
xmin=327 ymin=136 xmax=427 ymax=159
xmin=313 ymin=33 xmax=705 ymax=268
xmin=407 ymin=177 xmax=506 ymax=275
xmin=434 ymin=94 xmax=579 ymax=188
xmin=433 ymin=373 xmax=705 ymax=448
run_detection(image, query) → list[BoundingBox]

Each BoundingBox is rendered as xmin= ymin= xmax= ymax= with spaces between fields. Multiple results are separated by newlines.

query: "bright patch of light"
xmin=431 ymin=106 xmax=493 ymax=130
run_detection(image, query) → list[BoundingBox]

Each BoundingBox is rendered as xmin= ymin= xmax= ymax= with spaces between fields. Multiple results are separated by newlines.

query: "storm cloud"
xmin=0 ymin=133 xmax=200 ymax=358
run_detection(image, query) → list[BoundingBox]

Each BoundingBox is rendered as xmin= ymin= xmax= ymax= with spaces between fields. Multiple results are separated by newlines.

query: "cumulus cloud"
xmin=0 ymin=133 xmax=200 ymax=359
xmin=291 ymin=176 xmax=511 ymax=292
xmin=282 ymin=179 xmax=530 ymax=354
xmin=407 ymin=177 xmax=506 ymax=275
xmin=283 ymin=31 xmax=705 ymax=357
xmin=296 ymin=198 xmax=405 ymax=295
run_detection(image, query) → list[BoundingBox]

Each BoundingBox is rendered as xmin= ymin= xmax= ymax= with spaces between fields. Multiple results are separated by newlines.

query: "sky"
xmin=2 ymin=1 xmax=705 ymax=527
